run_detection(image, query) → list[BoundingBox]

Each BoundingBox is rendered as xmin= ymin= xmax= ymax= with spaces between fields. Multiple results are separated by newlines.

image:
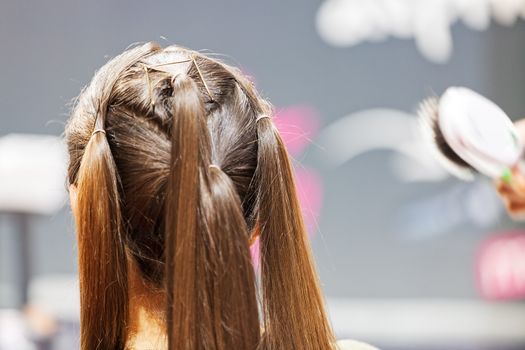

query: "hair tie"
xmin=91 ymin=129 xmax=106 ymax=137
xmin=208 ymin=164 xmax=221 ymax=171
xmin=256 ymin=115 xmax=271 ymax=123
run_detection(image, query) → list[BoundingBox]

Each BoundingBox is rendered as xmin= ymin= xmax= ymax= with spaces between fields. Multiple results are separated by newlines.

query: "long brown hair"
xmin=66 ymin=42 xmax=335 ymax=349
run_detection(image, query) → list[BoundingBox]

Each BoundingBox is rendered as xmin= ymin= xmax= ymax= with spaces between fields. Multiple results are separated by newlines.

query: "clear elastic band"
xmin=256 ymin=115 xmax=271 ymax=122
xmin=91 ymin=129 xmax=106 ymax=136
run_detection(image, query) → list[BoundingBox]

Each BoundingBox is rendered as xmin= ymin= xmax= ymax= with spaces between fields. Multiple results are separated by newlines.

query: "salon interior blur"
xmin=1 ymin=1 xmax=525 ymax=349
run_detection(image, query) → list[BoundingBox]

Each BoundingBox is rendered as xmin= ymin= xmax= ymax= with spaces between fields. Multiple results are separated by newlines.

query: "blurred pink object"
xmin=274 ymin=105 xmax=321 ymax=155
xmin=476 ymin=232 xmax=525 ymax=300
xmin=251 ymin=105 xmax=324 ymax=268
xmin=273 ymin=105 xmax=323 ymax=232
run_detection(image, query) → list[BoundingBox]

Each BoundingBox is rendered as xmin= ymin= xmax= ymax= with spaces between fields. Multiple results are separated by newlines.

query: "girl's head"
xmin=66 ymin=42 xmax=334 ymax=350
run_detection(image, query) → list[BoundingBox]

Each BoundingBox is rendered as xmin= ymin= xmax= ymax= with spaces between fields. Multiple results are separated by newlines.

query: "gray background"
xmin=1 ymin=0 xmax=525 ymax=306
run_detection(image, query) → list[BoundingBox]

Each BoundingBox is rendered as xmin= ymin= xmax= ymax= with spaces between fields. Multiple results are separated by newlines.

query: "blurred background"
xmin=1 ymin=0 xmax=525 ymax=349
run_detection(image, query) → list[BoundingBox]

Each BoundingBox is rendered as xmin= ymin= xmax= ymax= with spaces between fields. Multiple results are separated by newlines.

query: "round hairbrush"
xmin=419 ymin=87 xmax=523 ymax=182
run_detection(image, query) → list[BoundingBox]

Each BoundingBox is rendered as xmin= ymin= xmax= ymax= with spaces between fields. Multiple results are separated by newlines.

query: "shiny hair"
xmin=66 ymin=42 xmax=334 ymax=349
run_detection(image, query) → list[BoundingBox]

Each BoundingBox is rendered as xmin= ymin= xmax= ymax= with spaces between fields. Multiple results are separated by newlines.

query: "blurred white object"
xmin=28 ymin=274 xmax=80 ymax=322
xmin=25 ymin=275 xmax=81 ymax=350
xmin=316 ymin=0 xmax=525 ymax=63
xmin=491 ymin=0 xmax=524 ymax=25
xmin=0 ymin=310 xmax=36 ymax=350
xmin=438 ymin=87 xmax=522 ymax=178
xmin=316 ymin=109 xmax=450 ymax=182
xmin=413 ymin=0 xmax=453 ymax=64
xmin=0 ymin=134 xmax=67 ymax=214
xmin=457 ymin=0 xmax=491 ymax=31
xmin=328 ymin=298 xmax=525 ymax=347
xmin=336 ymin=339 xmax=379 ymax=350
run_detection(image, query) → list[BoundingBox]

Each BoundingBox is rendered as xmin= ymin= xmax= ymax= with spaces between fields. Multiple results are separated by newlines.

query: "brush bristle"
xmin=418 ymin=96 xmax=476 ymax=181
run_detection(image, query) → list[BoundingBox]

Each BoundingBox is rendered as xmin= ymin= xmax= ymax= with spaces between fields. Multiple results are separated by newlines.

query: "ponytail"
xmin=69 ymin=44 xmax=335 ymax=350
xmin=71 ymin=43 xmax=161 ymax=350
xmin=165 ymin=74 xmax=260 ymax=349
xmin=256 ymin=117 xmax=335 ymax=349
xmin=76 ymin=128 xmax=128 ymax=350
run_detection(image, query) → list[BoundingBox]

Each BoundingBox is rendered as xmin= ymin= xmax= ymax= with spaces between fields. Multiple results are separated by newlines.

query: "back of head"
xmin=66 ymin=42 xmax=335 ymax=350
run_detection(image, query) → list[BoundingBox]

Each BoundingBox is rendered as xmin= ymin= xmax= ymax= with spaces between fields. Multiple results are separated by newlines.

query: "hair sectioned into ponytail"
xmin=66 ymin=43 xmax=336 ymax=350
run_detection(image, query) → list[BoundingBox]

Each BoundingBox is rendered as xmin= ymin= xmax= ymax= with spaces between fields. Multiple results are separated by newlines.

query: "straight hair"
xmin=66 ymin=42 xmax=335 ymax=350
